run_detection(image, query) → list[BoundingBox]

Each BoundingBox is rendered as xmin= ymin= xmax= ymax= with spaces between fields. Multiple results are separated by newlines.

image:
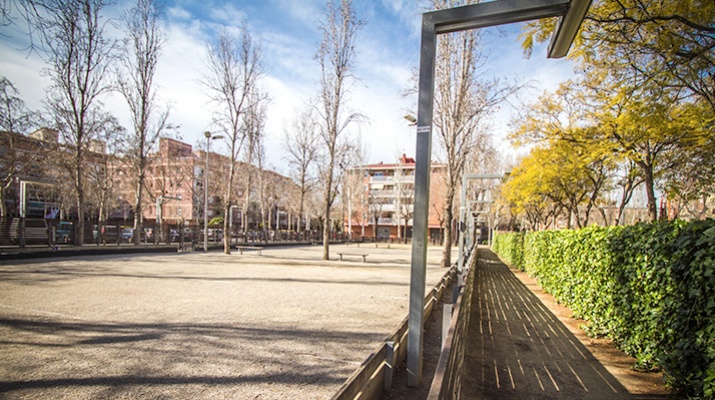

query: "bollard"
xmin=384 ymin=341 xmax=396 ymax=392
xmin=442 ymin=304 xmax=453 ymax=350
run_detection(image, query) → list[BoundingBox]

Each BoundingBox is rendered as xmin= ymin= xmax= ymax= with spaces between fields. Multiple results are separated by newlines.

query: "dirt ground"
xmin=0 ymin=244 xmax=453 ymax=399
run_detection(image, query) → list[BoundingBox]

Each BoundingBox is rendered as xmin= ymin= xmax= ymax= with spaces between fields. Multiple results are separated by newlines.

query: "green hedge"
xmin=492 ymin=220 xmax=715 ymax=398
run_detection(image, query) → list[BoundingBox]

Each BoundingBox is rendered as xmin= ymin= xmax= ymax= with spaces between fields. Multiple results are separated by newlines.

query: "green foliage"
xmin=208 ymin=216 xmax=223 ymax=227
xmin=491 ymin=232 xmax=524 ymax=269
xmin=492 ymin=220 xmax=715 ymax=397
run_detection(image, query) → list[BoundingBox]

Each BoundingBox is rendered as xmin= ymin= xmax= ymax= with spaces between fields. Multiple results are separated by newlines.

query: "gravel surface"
xmin=0 ymin=244 xmax=453 ymax=399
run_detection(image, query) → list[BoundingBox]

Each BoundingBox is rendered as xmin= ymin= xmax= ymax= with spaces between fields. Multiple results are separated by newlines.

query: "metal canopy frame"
xmin=457 ymin=173 xmax=508 ymax=273
xmin=407 ymin=0 xmax=590 ymax=387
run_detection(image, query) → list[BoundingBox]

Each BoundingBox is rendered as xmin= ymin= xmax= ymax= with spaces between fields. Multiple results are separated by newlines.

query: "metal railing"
xmin=331 ymin=266 xmax=458 ymax=400
xmin=0 ymin=217 xmax=336 ymax=249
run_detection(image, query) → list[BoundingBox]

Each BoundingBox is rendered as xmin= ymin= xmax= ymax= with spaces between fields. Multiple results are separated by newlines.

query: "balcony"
xmin=379 ymin=204 xmax=397 ymax=212
xmin=369 ymin=175 xmax=414 ymax=184
xmin=370 ymin=190 xmax=397 ymax=198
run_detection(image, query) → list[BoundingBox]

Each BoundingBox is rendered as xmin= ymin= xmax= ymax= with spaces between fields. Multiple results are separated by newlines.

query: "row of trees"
xmin=1 ymin=0 xmax=177 ymax=246
xmin=4 ymin=0 xmax=523 ymax=269
xmin=502 ymin=0 xmax=714 ymax=231
xmin=0 ymin=94 xmax=320 ymax=243
xmin=1 ymin=0 xmax=372 ymax=257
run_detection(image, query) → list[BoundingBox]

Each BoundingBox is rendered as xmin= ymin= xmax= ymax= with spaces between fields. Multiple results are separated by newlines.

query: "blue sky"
xmin=0 ymin=0 xmax=574 ymax=174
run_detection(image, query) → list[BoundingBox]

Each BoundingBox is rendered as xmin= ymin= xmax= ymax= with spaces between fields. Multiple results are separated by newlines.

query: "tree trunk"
xmin=642 ymin=166 xmax=658 ymax=221
xmin=224 ymin=159 xmax=236 ymax=254
xmin=298 ymin=185 xmax=304 ymax=233
xmin=133 ymin=177 xmax=144 ymax=245
xmin=223 ymin=204 xmax=231 ymax=254
xmin=322 ymin=176 xmax=332 ymax=260
xmin=243 ymin=173 xmax=252 ymax=234
xmin=75 ymin=152 xmax=85 ymax=246
xmin=0 ymin=186 xmax=7 ymax=218
xmin=441 ymin=185 xmax=455 ymax=268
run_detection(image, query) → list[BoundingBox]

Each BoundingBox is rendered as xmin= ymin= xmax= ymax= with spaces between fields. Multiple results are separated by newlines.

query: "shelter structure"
xmin=407 ymin=0 xmax=591 ymax=387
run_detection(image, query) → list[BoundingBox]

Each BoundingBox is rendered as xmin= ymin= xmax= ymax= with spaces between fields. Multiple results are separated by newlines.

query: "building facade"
xmin=1 ymin=130 xmax=298 ymax=234
xmin=345 ymin=154 xmax=446 ymax=242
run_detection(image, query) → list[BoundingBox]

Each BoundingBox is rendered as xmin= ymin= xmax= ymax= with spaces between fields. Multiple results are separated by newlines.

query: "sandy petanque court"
xmin=0 ymin=244 xmax=453 ymax=399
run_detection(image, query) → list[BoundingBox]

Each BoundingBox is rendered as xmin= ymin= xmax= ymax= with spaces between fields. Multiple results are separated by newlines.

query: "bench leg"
xmin=339 ymin=254 xmax=343 ymax=261
xmin=362 ymin=255 xmax=366 ymax=263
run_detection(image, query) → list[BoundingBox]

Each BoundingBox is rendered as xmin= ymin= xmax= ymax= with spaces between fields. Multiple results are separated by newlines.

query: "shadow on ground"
xmin=0 ymin=316 xmax=369 ymax=398
xmin=460 ymin=248 xmax=671 ymax=400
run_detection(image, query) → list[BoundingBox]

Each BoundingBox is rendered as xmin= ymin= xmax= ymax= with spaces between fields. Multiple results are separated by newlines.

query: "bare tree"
xmin=240 ymin=87 xmax=268 ymax=239
xmin=282 ymin=106 xmax=319 ymax=233
xmin=431 ymin=0 xmax=520 ymax=267
xmin=254 ymin=135 xmax=269 ymax=239
xmin=0 ymin=77 xmax=36 ymax=134
xmin=239 ymin=172 xmax=252 ymax=237
xmin=396 ymin=177 xmax=414 ymax=244
xmin=145 ymin=142 xmax=193 ymax=243
xmin=84 ymin=114 xmax=125 ymax=243
xmin=0 ymin=76 xmax=41 ymax=217
xmin=342 ymin=166 xmax=365 ymax=240
xmin=201 ymin=25 xmax=264 ymax=254
xmin=315 ymin=0 xmax=365 ymax=260
xmin=35 ymin=0 xmax=117 ymax=245
xmin=118 ymin=0 xmax=170 ymax=245
xmin=367 ymin=191 xmax=384 ymax=239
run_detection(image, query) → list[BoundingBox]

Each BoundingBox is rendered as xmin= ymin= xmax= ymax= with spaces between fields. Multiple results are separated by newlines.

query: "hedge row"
xmin=492 ymin=220 xmax=715 ymax=398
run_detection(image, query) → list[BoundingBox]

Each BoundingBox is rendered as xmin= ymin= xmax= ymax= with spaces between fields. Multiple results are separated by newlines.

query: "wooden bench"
xmin=236 ymin=245 xmax=263 ymax=255
xmin=337 ymin=253 xmax=368 ymax=262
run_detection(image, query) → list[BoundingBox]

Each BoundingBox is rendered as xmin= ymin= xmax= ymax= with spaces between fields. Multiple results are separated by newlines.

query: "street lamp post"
xmin=204 ymin=131 xmax=223 ymax=252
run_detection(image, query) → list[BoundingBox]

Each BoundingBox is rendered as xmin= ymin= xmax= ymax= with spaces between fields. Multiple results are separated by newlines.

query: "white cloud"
xmin=0 ymin=0 xmax=577 ymax=172
xmin=0 ymin=45 xmax=51 ymax=114
xmin=261 ymin=74 xmax=311 ymax=171
xmin=207 ymin=3 xmax=248 ymax=25
xmin=167 ymin=5 xmax=192 ymax=21
xmin=145 ymin=19 xmax=213 ymax=147
xmin=269 ymin=0 xmax=324 ymax=29
xmin=261 ymin=31 xmax=319 ymax=84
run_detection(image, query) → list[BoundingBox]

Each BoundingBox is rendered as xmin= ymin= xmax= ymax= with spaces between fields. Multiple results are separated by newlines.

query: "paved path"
xmin=461 ymin=248 xmax=665 ymax=400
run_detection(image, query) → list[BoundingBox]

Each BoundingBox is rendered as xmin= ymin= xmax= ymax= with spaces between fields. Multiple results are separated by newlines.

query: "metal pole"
xmin=407 ymin=12 xmax=436 ymax=388
xmin=458 ymin=174 xmax=467 ymax=272
xmin=204 ymin=131 xmax=210 ymax=252
xmin=406 ymin=0 xmax=586 ymax=388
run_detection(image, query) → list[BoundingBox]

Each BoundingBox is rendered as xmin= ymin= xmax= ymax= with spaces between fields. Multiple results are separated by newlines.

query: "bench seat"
xmin=337 ymin=253 xmax=368 ymax=262
xmin=236 ymin=246 xmax=263 ymax=255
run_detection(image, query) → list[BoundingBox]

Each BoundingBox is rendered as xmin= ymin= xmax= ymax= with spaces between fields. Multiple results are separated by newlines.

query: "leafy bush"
xmin=492 ymin=220 xmax=715 ymax=398
xmin=208 ymin=216 xmax=224 ymax=227
xmin=491 ymin=232 xmax=524 ymax=268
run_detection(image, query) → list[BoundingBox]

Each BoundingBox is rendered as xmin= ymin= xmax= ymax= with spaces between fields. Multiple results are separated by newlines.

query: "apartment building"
xmin=345 ymin=154 xmax=446 ymax=242
xmin=115 ymin=137 xmax=299 ymax=229
xmin=1 ymin=130 xmax=297 ymax=230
